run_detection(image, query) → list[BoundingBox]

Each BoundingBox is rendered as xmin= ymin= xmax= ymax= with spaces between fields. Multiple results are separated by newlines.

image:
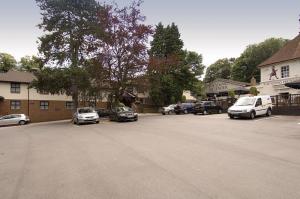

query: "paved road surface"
xmin=0 ymin=114 xmax=300 ymax=199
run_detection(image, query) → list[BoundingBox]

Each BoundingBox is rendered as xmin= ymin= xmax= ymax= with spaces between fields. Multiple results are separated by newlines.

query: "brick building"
xmin=0 ymin=70 xmax=74 ymax=122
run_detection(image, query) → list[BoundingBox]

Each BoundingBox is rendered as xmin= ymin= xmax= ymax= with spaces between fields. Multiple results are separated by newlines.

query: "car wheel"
xmin=266 ymin=108 xmax=272 ymax=117
xmin=162 ymin=112 xmax=166 ymax=115
xmin=229 ymin=115 xmax=234 ymax=119
xmin=203 ymin=110 xmax=208 ymax=115
xmin=218 ymin=109 xmax=222 ymax=114
xmin=250 ymin=111 xmax=255 ymax=120
xmin=96 ymin=121 xmax=100 ymax=124
xmin=19 ymin=120 xmax=26 ymax=125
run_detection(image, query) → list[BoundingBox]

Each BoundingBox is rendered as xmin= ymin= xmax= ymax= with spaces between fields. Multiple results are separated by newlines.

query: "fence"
xmin=271 ymin=94 xmax=300 ymax=116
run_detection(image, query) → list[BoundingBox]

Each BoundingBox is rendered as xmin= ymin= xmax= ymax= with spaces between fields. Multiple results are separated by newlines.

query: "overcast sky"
xmin=0 ymin=0 xmax=299 ymax=66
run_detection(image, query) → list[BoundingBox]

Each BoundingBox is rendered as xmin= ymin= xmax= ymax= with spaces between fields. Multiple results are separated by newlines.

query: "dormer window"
xmin=281 ymin=66 xmax=289 ymax=78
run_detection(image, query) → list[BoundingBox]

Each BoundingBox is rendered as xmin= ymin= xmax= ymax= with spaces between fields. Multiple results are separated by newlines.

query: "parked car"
xmin=160 ymin=104 xmax=176 ymax=115
xmin=0 ymin=114 xmax=30 ymax=126
xmin=73 ymin=107 xmax=100 ymax=125
xmin=109 ymin=106 xmax=138 ymax=122
xmin=96 ymin=108 xmax=111 ymax=118
xmin=228 ymin=95 xmax=273 ymax=119
xmin=174 ymin=103 xmax=195 ymax=114
xmin=194 ymin=101 xmax=223 ymax=115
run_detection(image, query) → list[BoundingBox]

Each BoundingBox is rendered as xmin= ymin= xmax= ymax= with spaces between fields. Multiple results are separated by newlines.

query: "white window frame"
xmin=281 ymin=65 xmax=289 ymax=78
xmin=10 ymin=100 xmax=21 ymax=110
xmin=40 ymin=101 xmax=49 ymax=110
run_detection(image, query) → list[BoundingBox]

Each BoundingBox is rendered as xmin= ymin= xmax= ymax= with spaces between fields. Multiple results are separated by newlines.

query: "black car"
xmin=96 ymin=108 xmax=111 ymax=118
xmin=174 ymin=103 xmax=195 ymax=114
xmin=194 ymin=101 xmax=223 ymax=115
xmin=109 ymin=106 xmax=138 ymax=122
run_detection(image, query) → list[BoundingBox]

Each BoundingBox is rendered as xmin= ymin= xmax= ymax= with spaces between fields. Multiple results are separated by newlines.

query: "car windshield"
xmin=116 ymin=107 xmax=132 ymax=112
xmin=235 ymin=98 xmax=256 ymax=106
xmin=78 ymin=108 xmax=94 ymax=114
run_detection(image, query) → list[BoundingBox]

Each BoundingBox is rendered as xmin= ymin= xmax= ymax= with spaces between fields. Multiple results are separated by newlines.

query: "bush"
xmin=250 ymin=87 xmax=259 ymax=96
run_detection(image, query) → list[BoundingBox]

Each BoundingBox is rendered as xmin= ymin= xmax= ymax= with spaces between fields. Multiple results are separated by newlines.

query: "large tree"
xmin=0 ymin=53 xmax=17 ymax=72
xmin=204 ymin=58 xmax=234 ymax=83
xmin=34 ymin=0 xmax=100 ymax=108
xmin=231 ymin=38 xmax=288 ymax=83
xmin=19 ymin=56 xmax=43 ymax=72
xmin=148 ymin=23 xmax=204 ymax=105
xmin=90 ymin=0 xmax=152 ymax=105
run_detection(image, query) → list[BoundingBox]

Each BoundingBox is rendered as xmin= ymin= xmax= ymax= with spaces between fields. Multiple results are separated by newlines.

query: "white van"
xmin=228 ymin=96 xmax=273 ymax=119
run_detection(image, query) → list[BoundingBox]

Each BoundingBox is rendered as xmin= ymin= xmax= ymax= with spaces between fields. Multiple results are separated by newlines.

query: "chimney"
xmin=251 ymin=76 xmax=257 ymax=86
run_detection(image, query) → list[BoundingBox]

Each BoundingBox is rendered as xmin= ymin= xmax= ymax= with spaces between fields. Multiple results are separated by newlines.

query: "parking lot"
xmin=0 ymin=114 xmax=300 ymax=199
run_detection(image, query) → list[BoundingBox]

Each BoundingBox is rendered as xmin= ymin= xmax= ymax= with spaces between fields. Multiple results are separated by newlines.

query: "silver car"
xmin=0 ymin=114 xmax=30 ymax=126
xmin=73 ymin=107 xmax=100 ymax=125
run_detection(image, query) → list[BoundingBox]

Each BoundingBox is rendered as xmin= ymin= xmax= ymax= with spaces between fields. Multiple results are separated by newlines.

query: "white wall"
xmin=258 ymin=59 xmax=300 ymax=95
xmin=260 ymin=59 xmax=300 ymax=82
xmin=0 ymin=82 xmax=72 ymax=101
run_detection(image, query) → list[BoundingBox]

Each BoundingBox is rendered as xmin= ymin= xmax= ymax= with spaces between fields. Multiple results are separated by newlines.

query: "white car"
xmin=73 ymin=107 xmax=100 ymax=125
xmin=161 ymin=104 xmax=176 ymax=115
xmin=0 ymin=114 xmax=30 ymax=126
xmin=228 ymin=96 xmax=273 ymax=119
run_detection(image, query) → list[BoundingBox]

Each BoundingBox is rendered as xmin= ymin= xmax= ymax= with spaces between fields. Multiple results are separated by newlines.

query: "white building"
xmin=257 ymin=35 xmax=300 ymax=96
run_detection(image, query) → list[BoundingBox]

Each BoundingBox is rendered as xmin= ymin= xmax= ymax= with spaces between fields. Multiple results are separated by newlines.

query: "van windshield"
xmin=235 ymin=98 xmax=256 ymax=106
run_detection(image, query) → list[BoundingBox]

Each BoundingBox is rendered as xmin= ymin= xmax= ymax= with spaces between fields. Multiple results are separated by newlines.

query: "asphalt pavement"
xmin=0 ymin=114 xmax=300 ymax=199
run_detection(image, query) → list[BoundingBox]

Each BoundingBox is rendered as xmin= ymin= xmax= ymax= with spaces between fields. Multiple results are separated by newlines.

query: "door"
xmin=255 ymin=98 xmax=264 ymax=116
xmin=10 ymin=115 xmax=21 ymax=125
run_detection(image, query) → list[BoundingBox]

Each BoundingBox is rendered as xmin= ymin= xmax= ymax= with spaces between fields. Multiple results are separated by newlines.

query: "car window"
xmin=78 ymin=108 xmax=94 ymax=114
xmin=255 ymin=98 xmax=262 ymax=106
xmin=211 ymin=102 xmax=216 ymax=106
xmin=2 ymin=115 xmax=12 ymax=120
xmin=116 ymin=107 xmax=132 ymax=112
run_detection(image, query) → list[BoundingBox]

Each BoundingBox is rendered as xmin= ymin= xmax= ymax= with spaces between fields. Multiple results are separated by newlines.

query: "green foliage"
xmin=36 ymin=0 xmax=100 ymax=67
xmin=228 ymin=89 xmax=236 ymax=98
xmin=31 ymin=67 xmax=91 ymax=96
xmin=19 ymin=56 xmax=43 ymax=72
xmin=35 ymin=0 xmax=101 ymax=107
xmin=249 ymin=87 xmax=259 ymax=96
xmin=231 ymin=38 xmax=288 ymax=83
xmin=0 ymin=53 xmax=17 ymax=72
xmin=181 ymin=95 xmax=186 ymax=103
xmin=149 ymin=23 xmax=204 ymax=106
xmin=190 ymin=81 xmax=205 ymax=98
xmin=204 ymin=58 xmax=233 ymax=83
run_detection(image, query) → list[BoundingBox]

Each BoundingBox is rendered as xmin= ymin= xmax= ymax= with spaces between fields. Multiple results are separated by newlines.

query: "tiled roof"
xmin=0 ymin=70 xmax=35 ymax=83
xmin=258 ymin=34 xmax=300 ymax=67
xmin=210 ymin=78 xmax=251 ymax=86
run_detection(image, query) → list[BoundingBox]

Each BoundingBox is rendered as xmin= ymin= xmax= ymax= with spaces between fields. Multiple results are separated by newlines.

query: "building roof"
xmin=0 ymin=70 xmax=35 ymax=83
xmin=258 ymin=34 xmax=300 ymax=67
xmin=209 ymin=78 xmax=251 ymax=86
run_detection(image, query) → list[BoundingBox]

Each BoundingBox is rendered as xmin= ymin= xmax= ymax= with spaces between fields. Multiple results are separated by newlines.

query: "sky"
xmin=0 ymin=0 xmax=299 ymax=66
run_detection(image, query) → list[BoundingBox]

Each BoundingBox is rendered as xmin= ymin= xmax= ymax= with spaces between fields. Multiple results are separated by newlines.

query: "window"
xmin=255 ymin=98 xmax=262 ymax=107
xmin=40 ymin=101 xmax=49 ymax=110
xmin=66 ymin=102 xmax=74 ymax=110
xmin=10 ymin=101 xmax=21 ymax=110
xmin=11 ymin=83 xmax=20 ymax=93
xmin=281 ymin=66 xmax=289 ymax=78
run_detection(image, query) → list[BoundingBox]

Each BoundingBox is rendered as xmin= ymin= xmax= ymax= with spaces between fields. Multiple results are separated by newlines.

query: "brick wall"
xmin=0 ymin=100 xmax=73 ymax=123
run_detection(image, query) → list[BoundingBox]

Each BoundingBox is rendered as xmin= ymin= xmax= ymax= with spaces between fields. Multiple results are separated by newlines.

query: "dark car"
xmin=194 ymin=101 xmax=223 ymax=115
xmin=96 ymin=108 xmax=111 ymax=118
xmin=174 ymin=103 xmax=195 ymax=114
xmin=109 ymin=106 xmax=138 ymax=122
